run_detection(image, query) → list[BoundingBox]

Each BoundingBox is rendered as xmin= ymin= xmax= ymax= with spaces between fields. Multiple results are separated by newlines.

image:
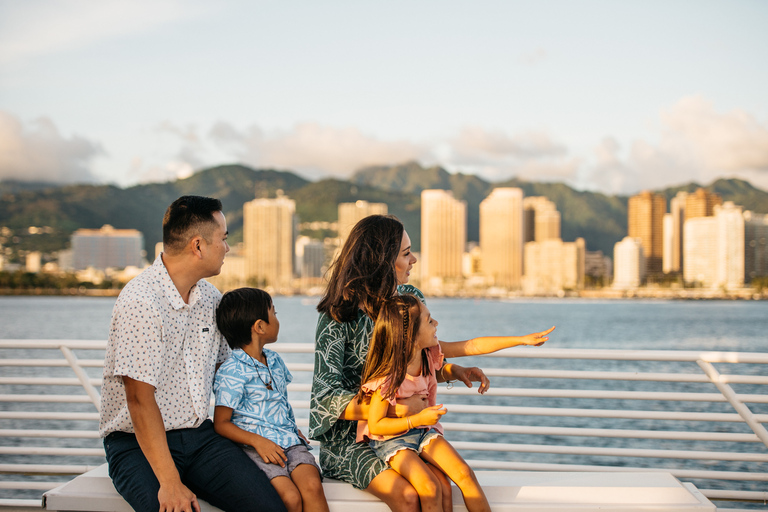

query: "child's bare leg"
xmin=426 ymin=462 xmax=453 ymax=512
xmin=291 ymin=464 xmax=329 ymax=512
xmin=421 ymin=437 xmax=490 ymax=512
xmin=388 ymin=449 xmax=443 ymax=512
xmin=269 ymin=475 xmax=303 ymax=512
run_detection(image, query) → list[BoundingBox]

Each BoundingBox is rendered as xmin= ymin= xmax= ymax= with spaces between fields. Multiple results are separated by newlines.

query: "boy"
xmin=214 ymin=287 xmax=329 ymax=512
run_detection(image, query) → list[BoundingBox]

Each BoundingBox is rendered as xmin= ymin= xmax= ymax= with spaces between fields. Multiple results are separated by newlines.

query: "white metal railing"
xmin=1 ymin=340 xmax=766 ymax=511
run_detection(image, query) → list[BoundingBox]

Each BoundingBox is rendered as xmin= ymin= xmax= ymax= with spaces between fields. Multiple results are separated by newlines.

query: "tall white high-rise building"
xmin=683 ymin=217 xmax=717 ymax=287
xmin=337 ymin=201 xmax=388 ymax=246
xmin=715 ymin=202 xmax=745 ymax=289
xmin=480 ymin=188 xmax=524 ymax=289
xmin=243 ymin=193 xmax=296 ymax=289
xmin=684 ymin=201 xmax=746 ymax=289
xmin=613 ymin=237 xmax=645 ymax=288
xmin=420 ymin=190 xmax=466 ymax=286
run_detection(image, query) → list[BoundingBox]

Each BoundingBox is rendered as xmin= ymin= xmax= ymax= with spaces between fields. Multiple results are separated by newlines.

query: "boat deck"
xmin=1 ymin=340 xmax=766 ymax=511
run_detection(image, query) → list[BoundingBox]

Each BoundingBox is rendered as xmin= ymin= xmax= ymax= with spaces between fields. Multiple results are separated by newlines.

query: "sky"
xmin=1 ymin=0 xmax=767 ymax=195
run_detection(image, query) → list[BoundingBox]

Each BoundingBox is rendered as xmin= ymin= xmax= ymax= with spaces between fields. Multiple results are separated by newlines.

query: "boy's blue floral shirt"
xmin=214 ymin=348 xmax=306 ymax=449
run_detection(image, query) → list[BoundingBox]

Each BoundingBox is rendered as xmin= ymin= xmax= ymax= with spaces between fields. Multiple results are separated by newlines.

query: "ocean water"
xmin=1 ymin=295 xmax=766 ymax=507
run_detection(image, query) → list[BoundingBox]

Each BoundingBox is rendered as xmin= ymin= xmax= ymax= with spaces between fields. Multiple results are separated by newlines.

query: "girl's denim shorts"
xmin=369 ymin=428 xmax=441 ymax=463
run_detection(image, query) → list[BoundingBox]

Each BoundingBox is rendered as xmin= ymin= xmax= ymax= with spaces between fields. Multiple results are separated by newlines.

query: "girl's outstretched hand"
xmin=452 ymin=365 xmax=490 ymax=394
xmin=414 ymin=404 xmax=447 ymax=427
xmin=521 ymin=326 xmax=555 ymax=346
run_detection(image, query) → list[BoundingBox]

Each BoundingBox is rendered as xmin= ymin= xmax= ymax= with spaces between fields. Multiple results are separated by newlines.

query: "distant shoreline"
xmin=1 ymin=287 xmax=765 ymax=300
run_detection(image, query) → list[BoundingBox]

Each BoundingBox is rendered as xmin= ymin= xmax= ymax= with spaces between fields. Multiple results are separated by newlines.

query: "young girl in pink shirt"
xmin=357 ymin=293 xmax=491 ymax=512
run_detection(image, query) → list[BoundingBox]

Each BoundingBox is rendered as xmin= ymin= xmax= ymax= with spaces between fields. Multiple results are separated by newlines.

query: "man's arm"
xmin=123 ymin=377 xmax=200 ymax=512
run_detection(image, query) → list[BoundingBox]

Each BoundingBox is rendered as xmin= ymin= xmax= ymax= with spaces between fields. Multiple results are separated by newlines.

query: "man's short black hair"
xmin=216 ymin=287 xmax=273 ymax=349
xmin=162 ymin=195 xmax=223 ymax=254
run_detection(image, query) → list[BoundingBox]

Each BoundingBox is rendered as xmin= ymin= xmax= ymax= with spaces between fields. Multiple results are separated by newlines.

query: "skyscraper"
xmin=683 ymin=201 xmax=745 ymax=289
xmin=685 ymin=188 xmax=722 ymax=221
xmin=523 ymin=196 xmax=561 ymax=243
xmin=480 ymin=188 xmax=524 ymax=289
xmin=243 ymin=193 xmax=296 ymax=289
xmin=668 ymin=191 xmax=687 ymax=273
xmin=613 ymin=237 xmax=645 ymax=289
xmin=628 ymin=191 xmax=666 ymax=275
xmin=420 ymin=190 xmax=466 ymax=287
xmin=337 ymin=201 xmax=388 ymax=246
xmin=71 ymin=225 xmax=144 ymax=270
xmin=745 ymin=211 xmax=768 ymax=283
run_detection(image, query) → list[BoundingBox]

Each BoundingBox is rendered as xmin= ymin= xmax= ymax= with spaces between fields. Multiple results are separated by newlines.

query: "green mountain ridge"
xmin=1 ymin=162 xmax=766 ymax=262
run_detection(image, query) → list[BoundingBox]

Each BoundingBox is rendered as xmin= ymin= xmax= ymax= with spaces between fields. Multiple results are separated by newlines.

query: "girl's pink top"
xmin=356 ymin=344 xmax=445 ymax=442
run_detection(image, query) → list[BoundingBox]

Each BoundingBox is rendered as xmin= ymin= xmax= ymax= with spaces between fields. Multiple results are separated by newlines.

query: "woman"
xmin=309 ymin=215 xmax=553 ymax=511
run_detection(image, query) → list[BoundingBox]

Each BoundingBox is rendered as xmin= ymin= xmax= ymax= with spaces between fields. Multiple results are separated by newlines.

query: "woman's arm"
xmin=213 ymin=406 xmax=287 ymax=467
xmin=367 ymin=390 xmax=447 ymax=437
xmin=439 ymin=326 xmax=555 ymax=358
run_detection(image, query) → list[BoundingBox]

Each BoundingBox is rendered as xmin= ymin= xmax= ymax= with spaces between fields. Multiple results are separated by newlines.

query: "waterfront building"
xmin=628 ymin=191 xmax=666 ymax=275
xmin=668 ymin=191 xmax=687 ymax=273
xmin=523 ymin=196 xmax=561 ymax=242
xmin=585 ymin=250 xmax=612 ymax=286
xmin=745 ymin=211 xmax=768 ymax=283
xmin=337 ymin=201 xmax=388 ymax=246
xmin=613 ymin=237 xmax=645 ymax=288
xmin=25 ymin=251 xmax=41 ymax=273
xmin=480 ymin=188 xmax=524 ymax=289
xmin=685 ymin=188 xmax=722 ymax=221
xmin=683 ymin=216 xmax=717 ymax=287
xmin=715 ymin=202 xmax=745 ymax=289
xmin=420 ymin=189 xmax=466 ymax=290
xmin=683 ymin=202 xmax=745 ymax=289
xmin=243 ymin=192 xmax=296 ymax=289
xmin=662 ymin=213 xmax=674 ymax=274
xmin=71 ymin=225 xmax=144 ymax=270
xmin=523 ymin=238 xmax=585 ymax=295
xmin=295 ymin=236 xmax=325 ymax=279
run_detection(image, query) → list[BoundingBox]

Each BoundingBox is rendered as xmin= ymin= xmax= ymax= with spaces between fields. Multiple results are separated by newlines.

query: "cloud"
xmin=585 ymin=97 xmax=768 ymax=194
xmin=0 ymin=111 xmax=103 ymax=183
xmin=659 ymin=96 xmax=768 ymax=173
xmin=208 ymin=122 xmax=428 ymax=178
xmin=445 ymin=126 xmax=575 ymax=182
xmin=0 ymin=0 xmax=208 ymax=64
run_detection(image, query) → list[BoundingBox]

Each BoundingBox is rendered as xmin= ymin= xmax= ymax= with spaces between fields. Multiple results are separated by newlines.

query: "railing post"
xmin=60 ymin=346 xmax=101 ymax=412
xmin=697 ymin=359 xmax=768 ymax=450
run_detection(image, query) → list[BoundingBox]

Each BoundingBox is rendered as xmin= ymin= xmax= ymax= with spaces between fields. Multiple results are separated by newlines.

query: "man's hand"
xmin=158 ymin=480 xmax=200 ymax=512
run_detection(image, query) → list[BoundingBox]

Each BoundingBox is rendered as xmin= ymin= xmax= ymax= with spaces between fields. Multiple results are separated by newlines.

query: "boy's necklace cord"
xmin=246 ymin=352 xmax=274 ymax=391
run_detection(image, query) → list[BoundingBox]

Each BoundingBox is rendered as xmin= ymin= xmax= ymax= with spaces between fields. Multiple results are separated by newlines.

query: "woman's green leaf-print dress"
xmin=309 ymin=285 xmax=423 ymax=489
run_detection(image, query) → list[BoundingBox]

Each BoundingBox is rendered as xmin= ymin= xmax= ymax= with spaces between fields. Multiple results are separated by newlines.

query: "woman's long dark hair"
xmin=317 ymin=214 xmax=404 ymax=323
xmin=357 ymin=294 xmax=429 ymax=402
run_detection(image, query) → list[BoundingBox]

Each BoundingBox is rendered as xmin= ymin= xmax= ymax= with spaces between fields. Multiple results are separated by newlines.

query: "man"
xmin=99 ymin=196 xmax=286 ymax=512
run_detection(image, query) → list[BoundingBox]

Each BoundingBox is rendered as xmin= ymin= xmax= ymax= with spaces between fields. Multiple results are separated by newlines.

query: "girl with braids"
xmin=357 ymin=294 xmax=489 ymax=512
xmin=309 ymin=214 xmax=554 ymax=512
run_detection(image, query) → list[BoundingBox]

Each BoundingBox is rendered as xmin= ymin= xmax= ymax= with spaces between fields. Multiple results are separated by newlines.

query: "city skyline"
xmin=1 ymin=1 xmax=767 ymax=196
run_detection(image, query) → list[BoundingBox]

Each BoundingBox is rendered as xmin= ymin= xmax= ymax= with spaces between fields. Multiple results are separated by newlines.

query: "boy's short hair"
xmin=216 ymin=287 xmax=273 ymax=349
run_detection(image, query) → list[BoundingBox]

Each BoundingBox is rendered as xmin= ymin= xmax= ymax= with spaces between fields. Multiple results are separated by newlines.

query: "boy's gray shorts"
xmin=242 ymin=443 xmax=322 ymax=481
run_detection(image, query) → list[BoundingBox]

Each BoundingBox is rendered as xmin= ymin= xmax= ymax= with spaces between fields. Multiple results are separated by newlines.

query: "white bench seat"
xmin=42 ymin=464 xmax=715 ymax=512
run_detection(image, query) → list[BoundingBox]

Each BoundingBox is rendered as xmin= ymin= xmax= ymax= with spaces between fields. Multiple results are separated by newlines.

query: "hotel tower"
xmin=480 ymin=188 xmax=524 ymax=289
